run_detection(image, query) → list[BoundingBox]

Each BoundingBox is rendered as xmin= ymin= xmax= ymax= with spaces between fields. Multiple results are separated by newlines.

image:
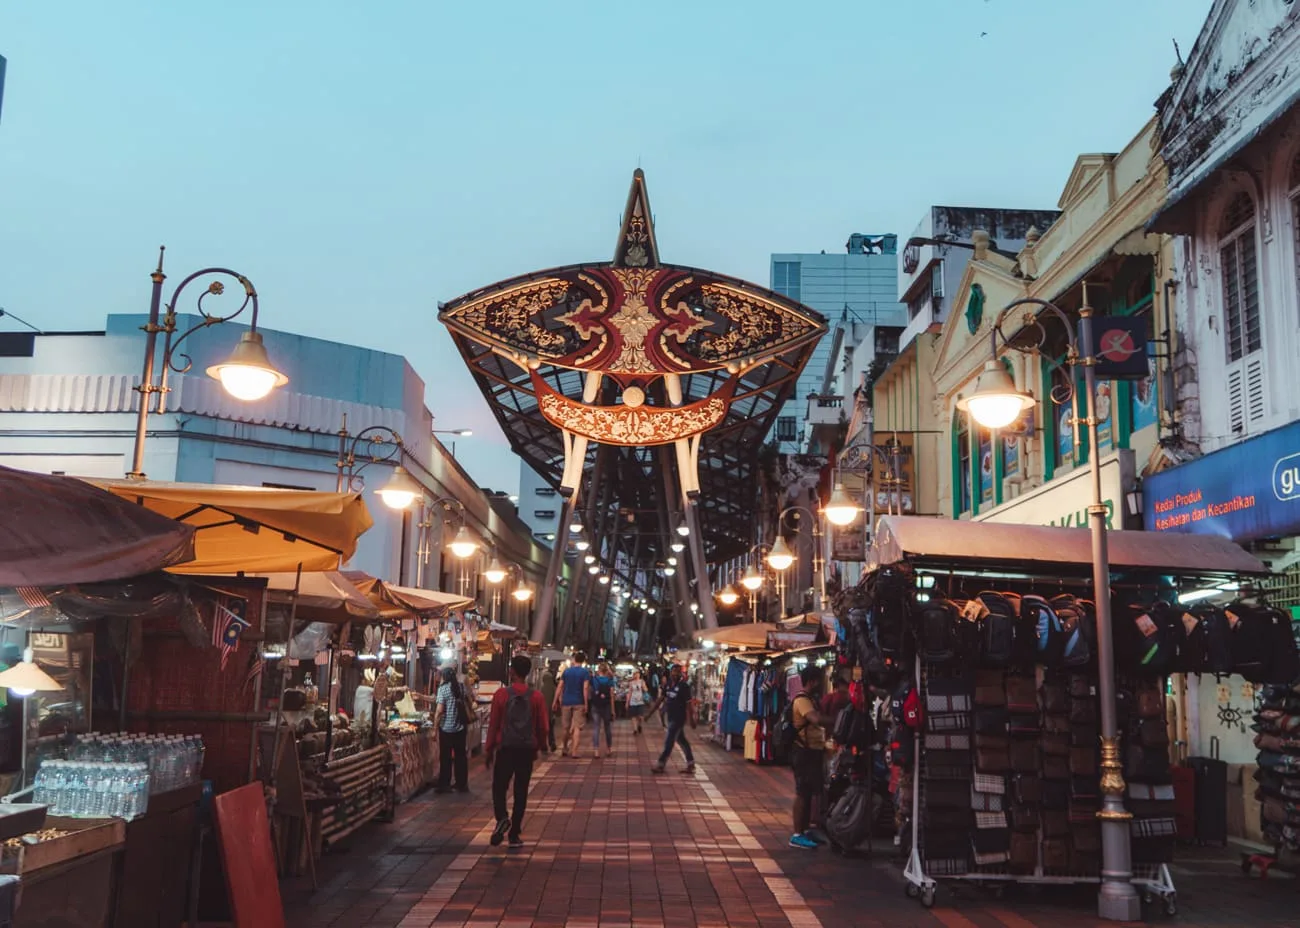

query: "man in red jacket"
xmin=485 ymin=654 xmax=549 ymax=848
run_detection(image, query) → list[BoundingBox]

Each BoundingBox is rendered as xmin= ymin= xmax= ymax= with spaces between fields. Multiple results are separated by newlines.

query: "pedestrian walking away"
xmin=626 ymin=669 xmax=648 ymax=735
xmin=485 ymin=655 xmax=549 ymax=848
xmin=539 ymin=663 xmax=558 ymax=754
xmin=590 ymin=661 xmax=616 ymax=758
xmin=647 ymin=663 xmax=695 ymax=774
xmin=788 ymin=666 xmax=827 ymax=850
xmin=433 ymin=666 xmax=471 ymax=793
xmin=554 ymin=651 xmax=591 ymax=757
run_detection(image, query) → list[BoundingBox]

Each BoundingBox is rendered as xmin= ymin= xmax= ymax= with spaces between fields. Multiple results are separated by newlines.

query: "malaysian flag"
xmin=215 ymin=597 xmax=251 ymax=670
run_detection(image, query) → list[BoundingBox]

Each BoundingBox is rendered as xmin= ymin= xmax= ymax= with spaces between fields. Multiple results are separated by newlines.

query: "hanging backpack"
xmin=1021 ymin=594 xmax=1066 ymax=666
xmin=1238 ymin=603 xmax=1300 ymax=685
xmin=917 ymin=599 xmax=958 ymax=663
xmin=1052 ymin=595 xmax=1094 ymax=668
xmin=1129 ymin=601 xmax=1179 ymax=676
xmin=833 ymin=703 xmax=874 ymax=750
xmin=1183 ymin=603 xmax=1234 ymax=675
xmin=976 ymin=592 xmax=1017 ymax=666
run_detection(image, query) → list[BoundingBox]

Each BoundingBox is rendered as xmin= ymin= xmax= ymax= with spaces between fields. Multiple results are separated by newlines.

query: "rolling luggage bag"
xmin=1187 ymin=737 xmax=1227 ymax=846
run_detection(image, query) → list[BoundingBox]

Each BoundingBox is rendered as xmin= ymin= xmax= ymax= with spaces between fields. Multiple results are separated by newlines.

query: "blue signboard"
xmin=1144 ymin=420 xmax=1300 ymax=542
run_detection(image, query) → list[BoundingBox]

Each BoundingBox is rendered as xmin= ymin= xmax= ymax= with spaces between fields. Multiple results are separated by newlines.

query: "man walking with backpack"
xmin=788 ymin=666 xmax=826 ymax=849
xmin=486 ymin=655 xmax=549 ymax=848
xmin=647 ymin=663 xmax=695 ymax=775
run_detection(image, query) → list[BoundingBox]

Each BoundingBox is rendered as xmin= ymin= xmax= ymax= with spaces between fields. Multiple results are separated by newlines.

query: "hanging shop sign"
xmin=831 ymin=522 xmax=867 ymax=562
xmin=766 ymin=629 xmax=819 ymax=651
xmin=975 ymin=450 xmax=1133 ymax=529
xmin=1144 ymin=419 xmax=1300 ymax=544
xmin=871 ymin=432 xmax=916 ymax=514
xmin=1085 ymin=316 xmax=1150 ymax=380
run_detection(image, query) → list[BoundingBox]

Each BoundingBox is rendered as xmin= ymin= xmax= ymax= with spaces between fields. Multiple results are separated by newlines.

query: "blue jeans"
xmin=657 ymin=720 xmax=694 ymax=766
xmin=590 ymin=705 xmax=613 ymax=749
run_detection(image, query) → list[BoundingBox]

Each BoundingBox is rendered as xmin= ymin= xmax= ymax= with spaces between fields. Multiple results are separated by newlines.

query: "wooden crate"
xmin=16 ymin=817 xmax=124 ymax=874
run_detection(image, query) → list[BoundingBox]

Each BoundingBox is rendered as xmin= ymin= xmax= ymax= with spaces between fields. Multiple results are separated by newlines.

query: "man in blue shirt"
xmin=552 ymin=651 xmax=591 ymax=758
xmin=648 ymin=663 xmax=695 ymax=775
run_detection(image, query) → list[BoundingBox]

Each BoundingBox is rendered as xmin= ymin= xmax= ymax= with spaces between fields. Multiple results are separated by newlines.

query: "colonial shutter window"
xmin=1291 ymin=153 xmax=1300 ymax=316
xmin=1218 ymin=191 xmax=1266 ymax=435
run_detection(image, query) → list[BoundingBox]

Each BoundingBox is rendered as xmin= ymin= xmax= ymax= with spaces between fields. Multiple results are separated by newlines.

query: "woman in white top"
xmin=626 ymin=670 xmax=649 ymax=735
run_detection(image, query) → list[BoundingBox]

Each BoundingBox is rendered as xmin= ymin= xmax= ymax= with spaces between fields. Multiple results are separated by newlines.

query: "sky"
xmin=0 ymin=0 xmax=1213 ymax=493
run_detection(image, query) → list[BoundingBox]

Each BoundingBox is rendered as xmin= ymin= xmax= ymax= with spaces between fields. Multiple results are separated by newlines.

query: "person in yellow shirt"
xmin=789 ymin=666 xmax=826 ymax=849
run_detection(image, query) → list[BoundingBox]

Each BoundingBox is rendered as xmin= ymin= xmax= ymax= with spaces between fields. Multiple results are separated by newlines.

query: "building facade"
xmin=517 ymin=460 xmax=562 ymax=544
xmin=769 ymin=234 xmax=908 ymax=453
xmin=1141 ymin=0 xmax=1300 ymax=767
xmin=0 ymin=312 xmax=548 ymax=625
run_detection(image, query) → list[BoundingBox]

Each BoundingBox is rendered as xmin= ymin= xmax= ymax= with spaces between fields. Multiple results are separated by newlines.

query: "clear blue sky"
xmin=0 ymin=1 xmax=1210 ymax=493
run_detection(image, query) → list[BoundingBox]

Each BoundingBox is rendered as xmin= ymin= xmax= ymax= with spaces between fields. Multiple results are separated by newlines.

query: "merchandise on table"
xmin=31 ymin=760 xmax=151 ymax=820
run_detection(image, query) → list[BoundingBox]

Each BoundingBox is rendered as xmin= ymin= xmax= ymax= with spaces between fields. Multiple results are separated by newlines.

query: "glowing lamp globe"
xmin=484 ymin=557 xmax=507 ymax=585
xmin=206 ymin=331 xmax=288 ymax=401
xmin=740 ymin=565 xmax=764 ymax=592
xmin=766 ymin=536 xmax=795 ymax=571
xmin=449 ymin=525 xmax=479 ymax=559
xmin=957 ymin=360 xmax=1035 ymax=429
xmin=375 ymin=466 xmax=422 ymax=510
xmin=824 ymin=483 xmax=862 ymax=527
xmin=717 ymin=585 xmax=741 ymax=606
xmin=675 ymin=520 xmax=690 ymax=537
xmin=512 ymin=583 xmax=533 ymax=602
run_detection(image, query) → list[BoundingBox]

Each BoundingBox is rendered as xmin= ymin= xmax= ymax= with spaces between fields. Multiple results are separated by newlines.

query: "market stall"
xmin=844 ymin=515 xmax=1274 ymax=914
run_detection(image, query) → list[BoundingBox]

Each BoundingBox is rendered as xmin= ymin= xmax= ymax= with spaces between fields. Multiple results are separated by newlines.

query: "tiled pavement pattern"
xmin=284 ymin=720 xmax=1300 ymax=927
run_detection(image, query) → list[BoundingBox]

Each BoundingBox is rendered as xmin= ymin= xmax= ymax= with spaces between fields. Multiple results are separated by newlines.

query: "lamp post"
xmin=337 ymin=419 xmax=480 ymax=587
xmin=129 ymin=247 xmax=288 ymax=479
xmin=956 ymin=290 xmax=1140 ymax=922
xmin=484 ymin=557 xmax=532 ymax=626
xmin=768 ymin=506 xmax=829 ymax=613
xmin=740 ymin=545 xmax=770 ymax=622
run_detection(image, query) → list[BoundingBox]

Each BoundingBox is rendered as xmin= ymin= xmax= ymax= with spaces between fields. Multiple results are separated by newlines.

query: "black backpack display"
xmin=1052 ymin=595 xmax=1095 ymax=668
xmin=833 ymin=703 xmax=874 ymax=750
xmin=1183 ymin=603 xmax=1233 ymax=676
xmin=917 ymin=599 xmax=957 ymax=663
xmin=976 ymin=591 xmax=1017 ymax=666
xmin=1225 ymin=603 xmax=1270 ymax=682
xmin=1021 ymin=594 xmax=1066 ymax=666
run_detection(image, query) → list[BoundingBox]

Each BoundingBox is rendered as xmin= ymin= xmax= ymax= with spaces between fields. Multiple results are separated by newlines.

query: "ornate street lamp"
xmin=823 ymin=483 xmax=863 ymax=526
xmin=957 ymin=290 xmax=1139 ymax=921
xmin=129 ymin=248 xmax=287 ymax=478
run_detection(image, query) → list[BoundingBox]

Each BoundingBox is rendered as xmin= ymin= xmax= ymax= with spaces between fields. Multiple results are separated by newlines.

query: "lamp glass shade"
xmin=0 ymin=660 xmax=61 ymax=695
xmin=205 ymin=331 xmax=289 ymax=401
xmin=587 ymin=565 xmax=600 ymax=575
xmin=717 ymin=585 xmax=740 ymax=606
xmin=568 ymin=514 xmax=584 ymax=534
xmin=584 ymin=554 xmax=596 ymax=565
xmin=484 ymin=557 xmax=507 ymax=584
xmin=663 ymin=567 xmax=676 ymax=576
xmin=574 ymin=539 xmax=590 ymax=551
xmin=512 ymin=584 xmax=533 ymax=602
xmin=957 ymin=360 xmax=1036 ymax=429
xmin=449 ymin=525 xmax=478 ymax=559
xmin=675 ymin=521 xmax=690 ymax=537
xmin=670 ymin=540 xmax=685 ymax=553
xmin=766 ymin=536 xmax=795 ymax=571
xmin=823 ymin=483 xmax=863 ymax=527
xmin=375 ymin=466 xmax=422 ymax=510
xmin=598 ymin=575 xmax=610 ymax=585
xmin=740 ymin=565 xmax=764 ymax=592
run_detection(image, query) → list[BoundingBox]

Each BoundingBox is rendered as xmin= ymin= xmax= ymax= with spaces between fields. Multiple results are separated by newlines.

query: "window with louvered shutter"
xmin=1291 ymin=153 xmax=1300 ymax=318
xmin=1219 ymin=193 xmax=1261 ymax=363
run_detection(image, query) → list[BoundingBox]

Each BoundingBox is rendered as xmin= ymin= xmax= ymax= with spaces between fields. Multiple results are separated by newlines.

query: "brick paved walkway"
xmin=283 ymin=720 xmax=1300 ymax=927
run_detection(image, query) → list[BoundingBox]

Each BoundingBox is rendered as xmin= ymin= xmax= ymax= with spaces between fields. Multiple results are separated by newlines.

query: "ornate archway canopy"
xmin=438 ymin=171 xmax=826 ymax=643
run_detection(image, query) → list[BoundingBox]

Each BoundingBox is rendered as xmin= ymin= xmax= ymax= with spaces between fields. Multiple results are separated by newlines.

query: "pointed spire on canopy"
xmin=613 ymin=169 xmax=660 ymax=268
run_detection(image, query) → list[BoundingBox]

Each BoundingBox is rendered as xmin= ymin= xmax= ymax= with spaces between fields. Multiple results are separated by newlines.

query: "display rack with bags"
xmin=848 ymin=515 xmax=1273 ymax=914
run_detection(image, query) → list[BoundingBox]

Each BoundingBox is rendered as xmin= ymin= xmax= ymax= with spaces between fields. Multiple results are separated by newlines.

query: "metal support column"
xmin=683 ymin=497 xmax=717 ymax=629
xmin=530 ymin=488 xmax=576 ymax=645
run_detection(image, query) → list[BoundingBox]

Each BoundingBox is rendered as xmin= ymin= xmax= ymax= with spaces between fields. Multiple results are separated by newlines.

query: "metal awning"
xmin=868 ymin=514 xmax=1268 ymax=577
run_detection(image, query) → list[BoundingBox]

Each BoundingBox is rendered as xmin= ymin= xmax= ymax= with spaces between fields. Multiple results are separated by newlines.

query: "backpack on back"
xmin=774 ymin=698 xmax=802 ymax=757
xmin=501 ymin=687 xmax=536 ymax=748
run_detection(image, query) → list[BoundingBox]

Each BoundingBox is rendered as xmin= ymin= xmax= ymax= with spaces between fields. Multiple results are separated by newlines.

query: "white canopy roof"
xmin=868 ymin=515 xmax=1267 ymax=576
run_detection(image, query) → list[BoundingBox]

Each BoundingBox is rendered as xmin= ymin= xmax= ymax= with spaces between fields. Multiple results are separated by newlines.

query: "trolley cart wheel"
xmin=904 ymin=882 xmax=919 ymax=899
xmin=920 ymin=885 xmax=936 ymax=908
xmin=1141 ymin=890 xmax=1153 ymax=905
xmin=1163 ymin=894 xmax=1177 ymax=917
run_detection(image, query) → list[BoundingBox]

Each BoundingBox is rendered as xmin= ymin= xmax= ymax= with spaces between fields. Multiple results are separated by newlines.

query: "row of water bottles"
xmin=32 ymin=761 xmax=151 ymax=820
xmin=67 ymin=733 xmax=204 ymax=794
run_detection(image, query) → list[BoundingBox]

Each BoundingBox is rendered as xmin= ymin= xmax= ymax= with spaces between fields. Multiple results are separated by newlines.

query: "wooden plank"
xmin=213 ymin=784 xmax=284 ymax=928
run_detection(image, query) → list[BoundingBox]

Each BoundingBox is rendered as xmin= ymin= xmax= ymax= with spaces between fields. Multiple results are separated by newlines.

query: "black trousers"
xmin=438 ymin=728 xmax=468 ymax=790
xmin=492 ymin=746 xmax=534 ymax=837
